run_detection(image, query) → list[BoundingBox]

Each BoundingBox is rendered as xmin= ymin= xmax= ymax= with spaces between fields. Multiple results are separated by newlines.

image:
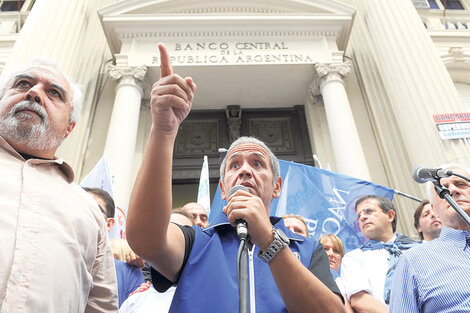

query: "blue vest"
xmin=169 ymin=211 xmax=318 ymax=313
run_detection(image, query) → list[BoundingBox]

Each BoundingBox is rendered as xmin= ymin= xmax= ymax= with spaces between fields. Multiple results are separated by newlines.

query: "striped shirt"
xmin=390 ymin=227 xmax=470 ymax=313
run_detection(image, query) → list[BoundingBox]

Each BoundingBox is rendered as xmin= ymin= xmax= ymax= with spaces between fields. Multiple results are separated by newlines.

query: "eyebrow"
xmin=12 ymin=73 xmax=35 ymax=85
xmin=12 ymin=73 xmax=68 ymax=101
xmin=50 ymin=82 xmax=68 ymax=100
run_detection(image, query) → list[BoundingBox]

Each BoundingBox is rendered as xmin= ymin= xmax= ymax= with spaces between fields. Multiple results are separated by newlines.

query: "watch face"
xmin=276 ymin=229 xmax=290 ymax=244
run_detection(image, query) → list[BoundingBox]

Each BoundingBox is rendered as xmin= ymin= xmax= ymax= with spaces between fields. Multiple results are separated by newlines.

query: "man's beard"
xmin=0 ymin=100 xmax=65 ymax=152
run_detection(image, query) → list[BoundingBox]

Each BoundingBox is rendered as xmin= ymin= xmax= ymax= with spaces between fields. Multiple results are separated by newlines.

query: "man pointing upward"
xmin=126 ymin=43 xmax=344 ymax=313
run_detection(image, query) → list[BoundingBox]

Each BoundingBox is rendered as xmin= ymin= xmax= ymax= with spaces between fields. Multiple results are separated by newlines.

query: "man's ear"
xmin=219 ymin=180 xmax=227 ymax=200
xmin=107 ymin=218 xmax=115 ymax=232
xmin=387 ymin=209 xmax=396 ymax=223
xmin=64 ymin=121 xmax=76 ymax=139
xmin=272 ymin=177 xmax=283 ymax=199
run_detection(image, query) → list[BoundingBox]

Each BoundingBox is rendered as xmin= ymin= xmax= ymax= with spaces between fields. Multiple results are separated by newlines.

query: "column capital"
xmin=108 ymin=65 xmax=148 ymax=90
xmin=310 ymin=62 xmax=352 ymax=96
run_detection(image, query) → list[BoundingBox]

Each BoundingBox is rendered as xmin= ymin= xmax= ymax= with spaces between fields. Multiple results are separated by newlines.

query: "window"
xmin=428 ymin=0 xmax=466 ymax=10
xmin=428 ymin=0 xmax=440 ymax=9
xmin=446 ymin=0 xmax=465 ymax=10
xmin=0 ymin=0 xmax=34 ymax=12
xmin=0 ymin=0 xmax=24 ymax=11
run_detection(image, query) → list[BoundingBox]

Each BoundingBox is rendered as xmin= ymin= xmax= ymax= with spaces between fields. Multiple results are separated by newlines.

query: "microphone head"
xmin=228 ymin=185 xmax=249 ymax=198
xmin=412 ymin=166 xmax=426 ymax=184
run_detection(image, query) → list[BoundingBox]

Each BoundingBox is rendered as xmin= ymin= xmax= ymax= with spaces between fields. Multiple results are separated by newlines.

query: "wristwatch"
xmin=258 ymin=228 xmax=290 ymax=263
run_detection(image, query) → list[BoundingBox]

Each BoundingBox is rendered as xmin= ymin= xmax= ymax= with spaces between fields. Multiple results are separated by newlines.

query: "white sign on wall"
xmin=128 ymin=39 xmax=330 ymax=66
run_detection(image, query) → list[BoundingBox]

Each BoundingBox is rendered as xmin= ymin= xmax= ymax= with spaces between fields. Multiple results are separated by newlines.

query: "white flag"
xmin=197 ymin=156 xmax=211 ymax=217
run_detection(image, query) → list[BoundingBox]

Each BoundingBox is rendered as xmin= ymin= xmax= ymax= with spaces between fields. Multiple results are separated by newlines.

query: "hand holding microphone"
xmin=228 ymin=185 xmax=249 ymax=241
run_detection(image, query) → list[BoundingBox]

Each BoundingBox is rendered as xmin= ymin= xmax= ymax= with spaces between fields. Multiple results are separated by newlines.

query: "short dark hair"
xmin=172 ymin=208 xmax=195 ymax=225
xmin=414 ymin=200 xmax=429 ymax=241
xmin=83 ymin=187 xmax=115 ymax=219
xmin=355 ymin=195 xmax=397 ymax=233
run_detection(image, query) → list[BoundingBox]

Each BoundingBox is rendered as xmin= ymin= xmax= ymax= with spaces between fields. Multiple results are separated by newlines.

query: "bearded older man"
xmin=0 ymin=58 xmax=118 ymax=312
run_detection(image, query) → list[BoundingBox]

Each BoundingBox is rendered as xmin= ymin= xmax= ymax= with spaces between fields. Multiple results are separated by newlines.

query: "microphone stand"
xmin=434 ymin=182 xmax=470 ymax=227
xmin=237 ymin=238 xmax=250 ymax=313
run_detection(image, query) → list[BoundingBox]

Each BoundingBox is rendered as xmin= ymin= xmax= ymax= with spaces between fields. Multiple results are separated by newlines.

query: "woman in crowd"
xmin=319 ymin=234 xmax=354 ymax=313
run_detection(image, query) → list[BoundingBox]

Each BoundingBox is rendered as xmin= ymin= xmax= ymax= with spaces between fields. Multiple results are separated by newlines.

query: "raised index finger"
xmin=158 ymin=42 xmax=173 ymax=78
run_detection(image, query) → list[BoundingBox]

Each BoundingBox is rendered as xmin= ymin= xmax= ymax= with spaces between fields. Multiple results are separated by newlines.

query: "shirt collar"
xmin=439 ymin=226 xmax=470 ymax=251
xmin=0 ymin=136 xmax=74 ymax=183
xmin=206 ymin=209 xmax=306 ymax=242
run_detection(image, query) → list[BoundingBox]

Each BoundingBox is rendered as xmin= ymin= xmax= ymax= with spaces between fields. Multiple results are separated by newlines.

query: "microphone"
xmin=228 ymin=185 xmax=249 ymax=241
xmin=412 ymin=166 xmax=452 ymax=184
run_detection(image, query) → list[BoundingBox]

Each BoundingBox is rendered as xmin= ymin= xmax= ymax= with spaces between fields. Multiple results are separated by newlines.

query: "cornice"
xmin=100 ymin=14 xmax=353 ymax=54
xmin=99 ymin=0 xmax=356 ymax=16
xmin=118 ymin=30 xmax=340 ymax=39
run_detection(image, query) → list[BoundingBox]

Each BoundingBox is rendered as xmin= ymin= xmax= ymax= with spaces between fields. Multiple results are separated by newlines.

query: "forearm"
xmin=350 ymin=292 xmax=388 ymax=313
xmin=127 ymin=128 xmax=176 ymax=258
xmin=270 ymin=248 xmax=345 ymax=313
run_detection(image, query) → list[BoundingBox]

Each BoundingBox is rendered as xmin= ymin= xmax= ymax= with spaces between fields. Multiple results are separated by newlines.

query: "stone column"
xmin=312 ymin=62 xmax=371 ymax=181
xmin=105 ymin=65 xmax=147 ymax=207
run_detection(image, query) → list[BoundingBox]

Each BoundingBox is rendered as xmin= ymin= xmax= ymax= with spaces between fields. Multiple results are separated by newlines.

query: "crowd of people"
xmin=0 ymin=43 xmax=469 ymax=312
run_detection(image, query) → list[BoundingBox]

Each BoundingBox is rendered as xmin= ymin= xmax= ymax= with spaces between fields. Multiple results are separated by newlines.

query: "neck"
xmin=10 ymin=142 xmax=55 ymax=159
xmin=372 ymin=232 xmax=395 ymax=243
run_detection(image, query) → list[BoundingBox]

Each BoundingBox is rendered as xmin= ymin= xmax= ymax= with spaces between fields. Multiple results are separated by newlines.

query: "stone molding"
xmin=119 ymin=30 xmax=340 ymax=39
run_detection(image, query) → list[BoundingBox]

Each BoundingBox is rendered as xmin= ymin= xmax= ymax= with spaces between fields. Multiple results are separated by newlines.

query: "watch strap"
xmin=258 ymin=228 xmax=289 ymax=263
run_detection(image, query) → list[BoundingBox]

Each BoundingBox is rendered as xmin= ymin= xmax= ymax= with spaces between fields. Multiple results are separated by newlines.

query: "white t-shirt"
xmin=340 ymin=235 xmax=397 ymax=305
xmin=119 ymin=286 xmax=176 ymax=313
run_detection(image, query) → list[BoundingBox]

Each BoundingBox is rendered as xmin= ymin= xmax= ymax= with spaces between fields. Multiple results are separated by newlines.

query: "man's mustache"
xmin=11 ymin=100 xmax=48 ymax=122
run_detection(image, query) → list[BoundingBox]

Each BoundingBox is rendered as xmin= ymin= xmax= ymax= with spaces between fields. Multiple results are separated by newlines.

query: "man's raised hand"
xmin=150 ymin=43 xmax=196 ymax=135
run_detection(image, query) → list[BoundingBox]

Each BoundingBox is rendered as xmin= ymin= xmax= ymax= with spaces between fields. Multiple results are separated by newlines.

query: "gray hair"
xmin=0 ymin=56 xmax=83 ymax=123
xmin=427 ymin=163 xmax=470 ymax=205
xmin=219 ymin=136 xmax=280 ymax=186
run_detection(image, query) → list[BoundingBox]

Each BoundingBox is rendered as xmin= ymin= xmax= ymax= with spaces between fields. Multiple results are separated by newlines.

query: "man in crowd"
xmin=413 ymin=199 xmax=442 ymax=241
xmin=0 ymin=58 xmax=117 ymax=311
xmin=390 ymin=164 xmax=470 ymax=312
xmin=340 ymin=195 xmax=417 ymax=313
xmin=181 ymin=202 xmax=209 ymax=227
xmin=126 ymin=43 xmax=344 ymax=312
xmin=119 ymin=209 xmax=195 ymax=313
xmin=85 ymin=187 xmax=116 ymax=231
xmin=282 ymin=214 xmax=309 ymax=237
xmin=85 ymin=187 xmax=145 ymax=308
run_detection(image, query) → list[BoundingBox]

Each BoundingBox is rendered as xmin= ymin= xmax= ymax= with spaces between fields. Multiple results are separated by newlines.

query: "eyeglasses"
xmin=355 ymin=208 xmax=377 ymax=220
xmin=98 ymin=204 xmax=107 ymax=217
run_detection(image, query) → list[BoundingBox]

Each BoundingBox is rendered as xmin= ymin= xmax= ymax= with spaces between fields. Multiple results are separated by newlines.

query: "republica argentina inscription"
xmin=152 ymin=41 xmax=315 ymax=65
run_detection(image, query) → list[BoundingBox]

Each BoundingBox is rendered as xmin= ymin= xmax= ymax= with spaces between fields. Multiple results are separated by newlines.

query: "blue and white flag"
xmin=197 ymin=156 xmax=211 ymax=216
xmin=209 ymin=160 xmax=394 ymax=252
xmin=80 ymin=155 xmax=127 ymax=239
xmin=80 ymin=154 xmax=114 ymax=198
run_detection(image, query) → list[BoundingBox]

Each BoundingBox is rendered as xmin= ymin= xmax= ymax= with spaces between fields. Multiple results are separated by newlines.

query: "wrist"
xmin=258 ymin=228 xmax=290 ymax=263
xmin=258 ymin=231 xmax=275 ymax=252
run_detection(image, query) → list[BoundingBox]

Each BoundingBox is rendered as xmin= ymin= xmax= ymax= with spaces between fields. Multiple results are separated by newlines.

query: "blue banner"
xmin=209 ymin=160 xmax=394 ymax=252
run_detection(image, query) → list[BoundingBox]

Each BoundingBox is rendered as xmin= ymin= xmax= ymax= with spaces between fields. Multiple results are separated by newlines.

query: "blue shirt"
xmin=390 ymin=227 xmax=470 ymax=313
xmin=156 ymin=211 xmax=340 ymax=313
xmin=114 ymin=259 xmax=145 ymax=307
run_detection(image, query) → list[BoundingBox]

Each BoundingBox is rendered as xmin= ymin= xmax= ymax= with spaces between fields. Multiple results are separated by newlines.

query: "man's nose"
xmin=24 ymin=85 xmax=43 ymax=105
xmin=359 ymin=214 xmax=367 ymax=222
xmin=448 ymin=184 xmax=461 ymax=197
xmin=237 ymin=163 xmax=252 ymax=178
